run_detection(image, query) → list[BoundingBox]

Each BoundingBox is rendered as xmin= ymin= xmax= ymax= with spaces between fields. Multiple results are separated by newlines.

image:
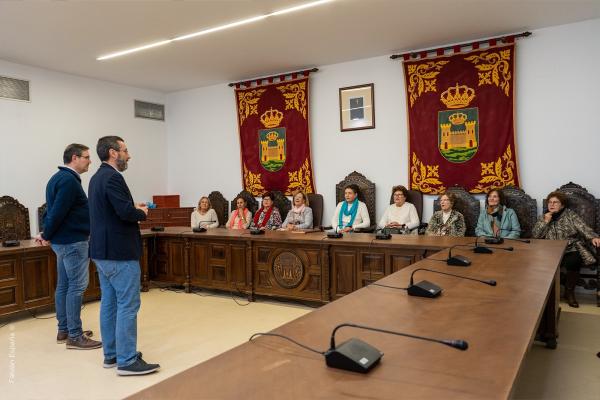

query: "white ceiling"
xmin=1 ymin=0 xmax=599 ymax=93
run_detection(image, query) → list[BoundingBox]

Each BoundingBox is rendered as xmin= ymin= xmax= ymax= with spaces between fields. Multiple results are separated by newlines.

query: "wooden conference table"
xmin=126 ymin=229 xmax=565 ymax=400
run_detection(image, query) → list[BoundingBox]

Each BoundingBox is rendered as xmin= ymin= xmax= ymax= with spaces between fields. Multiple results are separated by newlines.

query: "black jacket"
xmin=88 ymin=163 xmax=146 ymax=260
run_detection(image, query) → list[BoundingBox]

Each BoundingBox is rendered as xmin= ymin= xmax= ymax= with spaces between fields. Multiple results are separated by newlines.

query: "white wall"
xmin=166 ymin=17 xmax=600 ymax=227
xmin=0 ymin=59 xmax=167 ymax=234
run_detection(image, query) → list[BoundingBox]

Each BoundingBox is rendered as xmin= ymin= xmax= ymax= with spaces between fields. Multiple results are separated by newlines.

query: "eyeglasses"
xmin=393 ymin=193 xmax=405 ymax=197
xmin=548 ymin=200 xmax=562 ymax=205
xmin=77 ymin=155 xmax=91 ymax=160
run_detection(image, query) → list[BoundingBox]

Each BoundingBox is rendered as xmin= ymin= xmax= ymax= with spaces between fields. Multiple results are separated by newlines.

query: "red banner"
xmin=235 ymin=76 xmax=315 ymax=195
xmin=403 ymin=44 xmax=519 ymax=194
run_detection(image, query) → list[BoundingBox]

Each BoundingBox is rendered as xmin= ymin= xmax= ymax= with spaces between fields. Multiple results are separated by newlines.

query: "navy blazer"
xmin=88 ymin=163 xmax=146 ymax=260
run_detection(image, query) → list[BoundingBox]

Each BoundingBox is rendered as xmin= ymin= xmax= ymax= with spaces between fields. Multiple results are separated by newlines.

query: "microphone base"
xmin=150 ymin=226 xmax=165 ymax=232
xmin=484 ymin=237 xmax=504 ymax=245
xmin=473 ymin=246 xmax=493 ymax=254
xmin=2 ymin=240 xmax=20 ymax=248
xmin=375 ymin=232 xmax=391 ymax=240
xmin=250 ymin=228 xmax=265 ymax=235
xmin=327 ymin=232 xmax=343 ymax=239
xmin=407 ymin=280 xmax=442 ymax=298
xmin=192 ymin=227 xmax=207 ymax=233
xmin=447 ymin=255 xmax=471 ymax=266
xmin=325 ymin=338 xmax=383 ymax=374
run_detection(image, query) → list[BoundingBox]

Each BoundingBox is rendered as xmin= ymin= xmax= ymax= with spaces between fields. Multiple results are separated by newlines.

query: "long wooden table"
xmin=127 ymin=232 xmax=565 ymax=400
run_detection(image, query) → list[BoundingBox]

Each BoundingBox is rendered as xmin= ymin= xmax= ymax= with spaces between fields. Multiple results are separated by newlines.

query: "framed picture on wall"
xmin=339 ymin=83 xmax=375 ymax=132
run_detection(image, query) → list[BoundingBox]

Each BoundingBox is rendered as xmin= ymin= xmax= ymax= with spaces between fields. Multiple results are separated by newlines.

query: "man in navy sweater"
xmin=36 ymin=144 xmax=102 ymax=349
xmin=89 ymin=136 xmax=159 ymax=376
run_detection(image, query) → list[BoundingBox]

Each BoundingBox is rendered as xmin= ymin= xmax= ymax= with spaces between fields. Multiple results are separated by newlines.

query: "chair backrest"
xmin=271 ymin=191 xmax=291 ymax=222
xmin=208 ymin=191 xmax=228 ymax=227
xmin=0 ymin=196 xmax=31 ymax=240
xmin=389 ymin=188 xmax=423 ymax=222
xmin=433 ymin=186 xmax=479 ymax=236
xmin=307 ymin=193 xmax=324 ymax=229
xmin=543 ymin=182 xmax=600 ymax=234
xmin=230 ymin=190 xmax=259 ymax=216
xmin=38 ymin=203 xmax=47 ymax=233
xmin=501 ymin=186 xmax=537 ymax=238
xmin=336 ymin=171 xmax=376 ymax=228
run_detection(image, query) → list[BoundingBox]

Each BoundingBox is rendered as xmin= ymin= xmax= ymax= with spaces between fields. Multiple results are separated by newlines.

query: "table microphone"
xmin=327 ymin=226 xmax=343 ymax=239
xmin=375 ymin=227 xmax=391 ymax=240
xmin=473 ymin=237 xmax=515 ymax=253
xmin=446 ymin=244 xmax=472 ymax=266
xmin=406 ymin=267 xmax=497 ymax=298
xmin=325 ymin=323 xmax=468 ymax=373
xmin=489 ymin=229 xmax=531 ymax=244
xmin=193 ymin=220 xmax=216 ymax=233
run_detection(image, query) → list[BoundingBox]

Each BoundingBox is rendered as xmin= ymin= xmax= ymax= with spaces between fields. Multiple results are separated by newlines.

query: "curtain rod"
xmin=228 ymin=67 xmax=319 ymax=87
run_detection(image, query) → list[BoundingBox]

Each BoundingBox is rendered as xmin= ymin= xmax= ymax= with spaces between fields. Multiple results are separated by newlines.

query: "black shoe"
xmin=117 ymin=357 xmax=160 ymax=376
xmin=103 ymin=351 xmax=142 ymax=369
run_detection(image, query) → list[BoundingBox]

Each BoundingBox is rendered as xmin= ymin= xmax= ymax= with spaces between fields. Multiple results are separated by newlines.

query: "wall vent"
xmin=0 ymin=76 xmax=30 ymax=101
xmin=134 ymin=100 xmax=165 ymax=121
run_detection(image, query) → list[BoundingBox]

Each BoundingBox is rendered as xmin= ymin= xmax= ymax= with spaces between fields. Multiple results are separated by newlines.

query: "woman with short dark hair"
xmin=251 ymin=192 xmax=282 ymax=230
xmin=378 ymin=185 xmax=419 ymax=232
xmin=532 ymin=191 xmax=600 ymax=307
xmin=331 ymin=184 xmax=370 ymax=232
xmin=475 ymin=189 xmax=521 ymax=239
xmin=227 ymin=197 xmax=252 ymax=229
xmin=426 ymin=193 xmax=466 ymax=237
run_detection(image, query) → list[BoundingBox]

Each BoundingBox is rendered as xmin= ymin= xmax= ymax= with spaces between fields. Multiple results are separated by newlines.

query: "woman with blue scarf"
xmin=475 ymin=189 xmax=521 ymax=239
xmin=331 ymin=184 xmax=370 ymax=232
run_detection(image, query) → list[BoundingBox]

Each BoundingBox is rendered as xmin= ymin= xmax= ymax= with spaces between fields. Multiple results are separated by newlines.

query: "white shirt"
xmin=442 ymin=210 xmax=452 ymax=224
xmin=191 ymin=208 xmax=219 ymax=229
xmin=331 ymin=200 xmax=370 ymax=230
xmin=378 ymin=203 xmax=420 ymax=230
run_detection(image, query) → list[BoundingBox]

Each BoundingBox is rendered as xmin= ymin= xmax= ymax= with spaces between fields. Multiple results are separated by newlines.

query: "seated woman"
xmin=251 ymin=192 xmax=282 ymax=230
xmin=475 ymin=189 xmax=521 ymax=239
xmin=426 ymin=193 xmax=466 ymax=237
xmin=532 ymin=191 xmax=600 ymax=308
xmin=226 ymin=197 xmax=252 ymax=230
xmin=281 ymin=190 xmax=313 ymax=231
xmin=331 ymin=184 xmax=370 ymax=233
xmin=378 ymin=185 xmax=420 ymax=233
xmin=190 ymin=196 xmax=219 ymax=229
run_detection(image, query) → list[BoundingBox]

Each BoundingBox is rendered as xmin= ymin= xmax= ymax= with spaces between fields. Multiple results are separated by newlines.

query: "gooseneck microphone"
xmin=193 ymin=220 xmax=216 ymax=233
xmin=249 ymin=323 xmax=469 ymax=374
xmin=325 ymin=323 xmax=468 ymax=373
xmin=473 ymin=237 xmax=515 ymax=253
xmin=408 ymin=268 xmax=496 ymax=297
xmin=446 ymin=244 xmax=472 ymax=266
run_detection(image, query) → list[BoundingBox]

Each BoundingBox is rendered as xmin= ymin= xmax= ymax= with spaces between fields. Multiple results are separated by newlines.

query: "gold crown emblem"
xmin=265 ymin=131 xmax=279 ymax=141
xmin=448 ymin=112 xmax=467 ymax=125
xmin=440 ymin=84 xmax=475 ymax=109
xmin=260 ymin=108 xmax=284 ymax=128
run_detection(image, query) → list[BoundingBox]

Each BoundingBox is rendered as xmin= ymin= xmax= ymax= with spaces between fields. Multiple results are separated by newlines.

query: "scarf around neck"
xmin=253 ymin=206 xmax=274 ymax=228
xmin=229 ymin=208 xmax=248 ymax=229
xmin=339 ymin=199 xmax=359 ymax=228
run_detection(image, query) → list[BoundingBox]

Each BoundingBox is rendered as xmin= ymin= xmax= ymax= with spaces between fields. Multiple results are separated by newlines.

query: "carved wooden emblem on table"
xmin=272 ymin=251 xmax=305 ymax=289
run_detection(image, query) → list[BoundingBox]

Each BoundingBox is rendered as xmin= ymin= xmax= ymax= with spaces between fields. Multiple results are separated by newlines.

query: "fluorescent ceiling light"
xmin=97 ymin=0 xmax=335 ymax=61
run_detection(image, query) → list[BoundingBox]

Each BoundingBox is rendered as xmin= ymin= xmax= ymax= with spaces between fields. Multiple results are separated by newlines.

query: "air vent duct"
xmin=0 ymin=76 xmax=30 ymax=101
xmin=134 ymin=100 xmax=165 ymax=121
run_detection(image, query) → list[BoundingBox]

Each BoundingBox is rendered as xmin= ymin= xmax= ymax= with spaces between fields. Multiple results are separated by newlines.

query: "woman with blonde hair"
xmin=191 ymin=196 xmax=219 ymax=229
xmin=281 ymin=190 xmax=313 ymax=230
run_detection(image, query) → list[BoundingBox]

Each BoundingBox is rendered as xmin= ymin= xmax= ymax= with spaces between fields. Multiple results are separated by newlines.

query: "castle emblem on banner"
xmin=438 ymin=84 xmax=479 ymax=163
xmin=258 ymin=108 xmax=287 ymax=172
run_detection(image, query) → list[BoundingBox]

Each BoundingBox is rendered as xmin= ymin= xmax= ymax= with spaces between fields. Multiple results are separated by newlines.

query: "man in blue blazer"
xmin=37 ymin=143 xmax=102 ymax=350
xmin=89 ymin=136 xmax=160 ymax=376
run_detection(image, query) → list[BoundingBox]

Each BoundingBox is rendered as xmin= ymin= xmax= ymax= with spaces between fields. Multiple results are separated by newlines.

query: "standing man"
xmin=88 ymin=136 xmax=160 ymax=376
xmin=36 ymin=144 xmax=102 ymax=349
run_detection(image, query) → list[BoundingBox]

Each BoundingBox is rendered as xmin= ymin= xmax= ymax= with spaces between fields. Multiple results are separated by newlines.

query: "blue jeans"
xmin=93 ymin=259 xmax=141 ymax=367
xmin=51 ymin=241 xmax=90 ymax=338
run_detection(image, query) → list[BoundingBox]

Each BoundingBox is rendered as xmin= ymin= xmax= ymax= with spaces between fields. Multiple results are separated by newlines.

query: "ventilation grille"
xmin=0 ymin=76 xmax=30 ymax=101
xmin=134 ymin=100 xmax=165 ymax=121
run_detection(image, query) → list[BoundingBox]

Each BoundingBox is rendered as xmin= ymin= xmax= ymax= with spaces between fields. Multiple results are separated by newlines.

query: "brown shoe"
xmin=57 ymin=330 xmax=93 ymax=344
xmin=66 ymin=334 xmax=102 ymax=350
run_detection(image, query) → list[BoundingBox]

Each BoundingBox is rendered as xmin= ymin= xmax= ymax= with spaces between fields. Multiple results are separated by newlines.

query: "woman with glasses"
xmin=475 ymin=189 xmax=521 ymax=239
xmin=533 ymin=191 xmax=600 ymax=307
xmin=378 ymin=185 xmax=420 ymax=233
xmin=251 ymin=192 xmax=282 ymax=230
xmin=425 ymin=193 xmax=466 ymax=237
xmin=281 ymin=190 xmax=313 ymax=231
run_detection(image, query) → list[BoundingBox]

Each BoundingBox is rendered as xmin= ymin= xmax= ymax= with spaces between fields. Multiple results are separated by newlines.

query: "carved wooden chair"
xmin=271 ymin=191 xmax=291 ymax=224
xmin=433 ymin=186 xmax=480 ymax=237
xmin=307 ymin=193 xmax=324 ymax=229
xmin=208 ymin=191 xmax=228 ymax=227
xmin=38 ymin=203 xmax=47 ymax=233
xmin=544 ymin=182 xmax=600 ymax=305
xmin=501 ymin=186 xmax=537 ymax=238
xmin=230 ymin=190 xmax=259 ymax=216
xmin=0 ymin=196 xmax=31 ymax=241
xmin=335 ymin=171 xmax=376 ymax=232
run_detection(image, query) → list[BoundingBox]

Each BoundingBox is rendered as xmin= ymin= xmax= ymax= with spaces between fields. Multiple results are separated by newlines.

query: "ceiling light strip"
xmin=97 ymin=0 xmax=334 ymax=61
